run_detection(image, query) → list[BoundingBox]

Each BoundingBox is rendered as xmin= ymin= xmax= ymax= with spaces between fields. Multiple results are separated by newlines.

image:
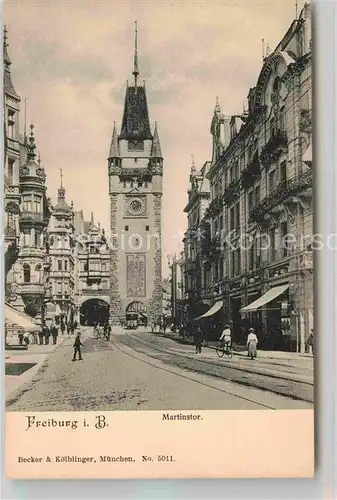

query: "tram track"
xmin=111 ymin=336 xmax=277 ymax=410
xmin=114 ymin=332 xmax=314 ymax=405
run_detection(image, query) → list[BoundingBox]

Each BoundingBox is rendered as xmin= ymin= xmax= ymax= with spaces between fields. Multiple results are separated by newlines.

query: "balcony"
xmin=20 ymin=247 xmax=46 ymax=258
xmin=20 ymin=211 xmax=45 ymax=224
xmin=81 ymin=289 xmax=108 ymax=296
xmin=222 ymin=179 xmax=241 ymax=206
xmin=207 ymin=196 xmax=223 ymax=217
xmin=4 ymin=225 xmax=17 ymax=238
xmin=250 ymin=170 xmax=312 ymax=224
xmin=299 ymin=109 xmax=312 ymax=133
xmin=260 ymin=130 xmax=288 ymax=166
xmin=240 ymin=153 xmax=261 ymax=190
xmin=7 ymin=137 xmax=19 ymax=151
xmin=184 ymin=259 xmax=196 ymax=273
xmin=19 ymin=283 xmax=45 ymax=295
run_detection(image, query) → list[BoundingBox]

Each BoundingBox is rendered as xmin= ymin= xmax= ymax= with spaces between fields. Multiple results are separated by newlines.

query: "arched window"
xmin=23 ymin=264 xmax=31 ymax=283
xmin=35 ymin=264 xmax=42 ymax=282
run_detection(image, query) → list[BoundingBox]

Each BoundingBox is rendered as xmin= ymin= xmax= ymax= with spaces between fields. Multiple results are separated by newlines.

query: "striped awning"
xmin=240 ymin=285 xmax=289 ymax=313
xmin=5 ymin=303 xmax=39 ymax=332
xmin=195 ymin=300 xmax=223 ymax=320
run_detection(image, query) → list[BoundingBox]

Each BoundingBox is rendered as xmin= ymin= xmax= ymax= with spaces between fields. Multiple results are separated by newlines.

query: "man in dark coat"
xmin=194 ymin=324 xmax=203 ymax=354
xmin=51 ymin=325 xmax=58 ymax=345
xmin=44 ymin=326 xmax=51 ymax=345
xmin=38 ymin=328 xmax=44 ymax=345
xmin=72 ymin=332 xmax=84 ymax=361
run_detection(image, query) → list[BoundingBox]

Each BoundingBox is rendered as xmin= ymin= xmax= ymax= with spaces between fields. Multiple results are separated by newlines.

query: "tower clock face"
xmin=128 ymin=197 xmax=145 ymax=216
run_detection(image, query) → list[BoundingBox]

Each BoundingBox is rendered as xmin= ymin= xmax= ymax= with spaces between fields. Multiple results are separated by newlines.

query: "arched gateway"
xmin=80 ymin=298 xmax=109 ymax=326
xmin=125 ymin=301 xmax=147 ymax=328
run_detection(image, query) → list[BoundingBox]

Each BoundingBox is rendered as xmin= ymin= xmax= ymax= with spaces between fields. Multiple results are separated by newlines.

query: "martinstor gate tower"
xmin=108 ymin=24 xmax=163 ymax=326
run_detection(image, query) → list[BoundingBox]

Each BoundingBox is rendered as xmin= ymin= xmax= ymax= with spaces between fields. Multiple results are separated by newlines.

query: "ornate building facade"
xmin=108 ymin=25 xmax=163 ymax=325
xmin=4 ymin=27 xmax=22 ymax=290
xmin=73 ymin=211 xmax=110 ymax=325
xmin=46 ymin=176 xmax=76 ymax=326
xmin=183 ymin=3 xmax=312 ymax=352
xmin=9 ymin=125 xmax=51 ymax=323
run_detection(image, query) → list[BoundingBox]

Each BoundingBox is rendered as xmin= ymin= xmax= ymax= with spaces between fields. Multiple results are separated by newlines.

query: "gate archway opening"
xmin=80 ymin=299 xmax=109 ymax=326
xmin=125 ymin=301 xmax=147 ymax=328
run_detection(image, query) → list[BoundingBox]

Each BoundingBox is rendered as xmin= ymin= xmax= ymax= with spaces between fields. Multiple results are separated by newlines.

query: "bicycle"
xmin=215 ymin=340 xmax=233 ymax=360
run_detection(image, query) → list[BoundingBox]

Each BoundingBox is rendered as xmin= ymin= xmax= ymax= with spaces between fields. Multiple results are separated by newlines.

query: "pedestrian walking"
xmin=38 ymin=329 xmax=44 ymax=345
xmin=23 ymin=331 xmax=29 ymax=346
xmin=60 ymin=322 xmax=65 ymax=336
xmin=51 ymin=325 xmax=58 ymax=345
xmin=44 ymin=326 xmax=51 ymax=345
xmin=106 ymin=324 xmax=111 ymax=341
xmin=67 ymin=323 xmax=71 ymax=335
xmin=18 ymin=331 xmax=24 ymax=346
xmin=194 ymin=324 xmax=203 ymax=354
xmin=247 ymin=328 xmax=258 ymax=360
xmin=72 ymin=332 xmax=84 ymax=361
xmin=307 ymin=330 xmax=314 ymax=355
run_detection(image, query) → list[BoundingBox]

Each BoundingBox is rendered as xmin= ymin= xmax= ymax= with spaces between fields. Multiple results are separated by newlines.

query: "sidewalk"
xmin=5 ymin=334 xmax=69 ymax=399
xmin=148 ymin=330 xmax=314 ymax=361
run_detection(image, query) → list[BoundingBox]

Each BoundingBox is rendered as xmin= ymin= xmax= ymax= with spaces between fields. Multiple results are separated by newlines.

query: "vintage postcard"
xmin=4 ymin=0 xmax=314 ymax=478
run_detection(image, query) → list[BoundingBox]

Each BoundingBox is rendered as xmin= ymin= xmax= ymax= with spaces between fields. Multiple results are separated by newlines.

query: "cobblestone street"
xmin=6 ymin=328 xmax=312 ymax=411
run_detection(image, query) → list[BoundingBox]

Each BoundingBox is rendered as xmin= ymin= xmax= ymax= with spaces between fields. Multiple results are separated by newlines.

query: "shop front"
xmin=240 ymin=284 xmax=291 ymax=351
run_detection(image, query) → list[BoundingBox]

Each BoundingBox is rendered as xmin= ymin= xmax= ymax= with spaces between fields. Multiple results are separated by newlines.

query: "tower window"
xmin=144 ymin=182 xmax=148 ymax=188
xmin=146 ymin=225 xmax=150 ymax=231
xmin=134 ymin=158 xmax=138 ymax=163
xmin=58 ymin=260 xmax=62 ymax=271
xmin=8 ymin=110 xmax=15 ymax=139
xmin=23 ymin=264 xmax=31 ymax=283
xmin=138 ymin=181 xmax=143 ymax=187
xmin=7 ymin=159 xmax=14 ymax=184
xmin=125 ymin=225 xmax=129 ymax=231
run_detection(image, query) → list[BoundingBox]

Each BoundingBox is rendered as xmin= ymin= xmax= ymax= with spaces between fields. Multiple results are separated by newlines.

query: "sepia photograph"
xmin=4 ymin=0 xmax=313 ymax=416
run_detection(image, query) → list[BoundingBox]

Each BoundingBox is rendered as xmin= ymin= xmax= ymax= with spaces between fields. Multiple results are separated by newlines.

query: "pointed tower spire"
xmin=3 ymin=26 xmax=19 ymax=98
xmin=58 ymin=168 xmax=65 ymax=201
xmin=27 ymin=124 xmax=37 ymax=161
xmin=133 ymin=21 xmax=139 ymax=87
xmin=3 ymin=25 xmax=11 ymax=66
xmin=214 ymin=96 xmax=221 ymax=114
xmin=91 ymin=212 xmax=94 ymax=224
xmin=191 ymin=154 xmax=196 ymax=174
xmin=150 ymin=122 xmax=162 ymax=158
xmin=108 ymin=121 xmax=121 ymax=159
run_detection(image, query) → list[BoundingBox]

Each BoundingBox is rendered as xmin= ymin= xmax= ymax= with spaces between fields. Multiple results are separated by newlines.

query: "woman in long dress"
xmin=247 ymin=328 xmax=258 ymax=360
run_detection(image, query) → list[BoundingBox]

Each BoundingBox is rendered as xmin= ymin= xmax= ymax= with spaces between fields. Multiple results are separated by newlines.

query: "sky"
xmin=4 ymin=0 xmax=303 ymax=275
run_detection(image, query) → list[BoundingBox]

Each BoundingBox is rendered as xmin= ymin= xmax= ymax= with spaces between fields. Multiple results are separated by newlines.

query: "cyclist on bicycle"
xmin=219 ymin=324 xmax=232 ymax=352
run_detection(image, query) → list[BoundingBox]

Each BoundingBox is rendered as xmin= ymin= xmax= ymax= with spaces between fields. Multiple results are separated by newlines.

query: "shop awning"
xmin=5 ymin=303 xmax=39 ymax=332
xmin=195 ymin=300 xmax=223 ymax=320
xmin=240 ymin=285 xmax=289 ymax=313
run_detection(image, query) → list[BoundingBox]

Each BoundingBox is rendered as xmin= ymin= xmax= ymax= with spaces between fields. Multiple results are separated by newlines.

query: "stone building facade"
xmin=73 ymin=211 xmax=110 ymax=325
xmin=46 ymin=178 xmax=76 ymax=326
xmin=184 ymin=3 xmax=312 ymax=352
xmin=183 ymin=160 xmax=211 ymax=319
xmin=4 ymin=27 xmax=23 ymax=292
xmin=9 ymin=125 xmax=51 ymax=323
xmin=108 ymin=27 xmax=163 ymax=325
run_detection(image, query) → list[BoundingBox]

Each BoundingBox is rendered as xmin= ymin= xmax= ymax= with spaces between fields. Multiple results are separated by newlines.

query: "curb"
xmin=5 ymin=337 xmax=69 ymax=407
xmin=130 ymin=333 xmax=313 ymax=386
